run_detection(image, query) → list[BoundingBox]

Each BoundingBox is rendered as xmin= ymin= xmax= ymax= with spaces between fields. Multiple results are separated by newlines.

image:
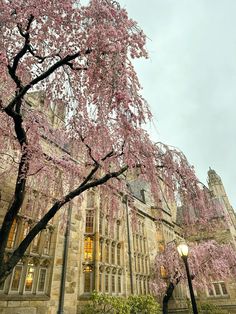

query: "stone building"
xmin=0 ymin=94 xmax=235 ymax=313
xmin=167 ymin=169 xmax=236 ymax=313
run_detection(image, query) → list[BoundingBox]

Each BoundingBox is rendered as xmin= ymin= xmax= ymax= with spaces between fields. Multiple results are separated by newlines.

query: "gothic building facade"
xmin=0 ymin=95 xmax=235 ymax=313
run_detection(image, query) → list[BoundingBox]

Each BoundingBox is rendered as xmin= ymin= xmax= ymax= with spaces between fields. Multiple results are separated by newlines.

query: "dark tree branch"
xmin=5 ymin=48 xmax=92 ymax=112
xmin=0 ymin=164 xmax=128 ymax=280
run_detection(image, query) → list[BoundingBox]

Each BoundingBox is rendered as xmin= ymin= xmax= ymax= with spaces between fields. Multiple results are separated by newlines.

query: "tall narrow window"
xmin=10 ymin=265 xmax=23 ymax=292
xmin=139 ymin=279 xmax=143 ymax=294
xmin=25 ymin=266 xmax=35 ymax=293
xmin=116 ymin=221 xmax=120 ymax=240
xmin=87 ymin=191 xmax=95 ymax=208
xmin=105 ymin=241 xmax=109 ymax=263
xmin=43 ymin=229 xmax=51 ymax=255
xmin=105 ymin=274 xmax=109 ymax=292
xmin=143 ymin=279 xmax=147 ymax=294
xmin=105 ymin=216 xmax=108 ymax=236
xmin=136 ymin=235 xmax=139 ymax=251
xmin=99 ymin=214 xmax=103 ymax=234
xmin=85 ymin=210 xmax=94 ymax=233
xmin=143 ymin=239 xmax=146 ymax=253
xmin=7 ymin=219 xmax=17 ymax=249
xmin=112 ymin=275 xmax=115 ymax=293
xmin=111 ymin=244 xmax=115 ymax=264
xmin=99 ymin=273 xmax=102 ymax=292
xmin=84 ymin=266 xmax=93 ymax=293
xmin=139 ymin=236 xmax=142 ymax=252
xmin=37 ymin=268 xmax=47 ymax=293
xmin=31 ymin=232 xmax=40 ymax=253
xmin=99 ymin=240 xmax=103 ymax=262
xmin=133 ymin=235 xmax=136 ymax=251
xmin=117 ymin=245 xmax=121 ymax=265
xmin=145 ymin=258 xmax=149 ymax=274
xmin=134 ymin=254 xmax=137 ymax=272
xmin=141 ymin=257 xmax=144 ymax=273
xmin=118 ymin=276 xmax=121 ymax=293
xmin=84 ymin=237 xmax=94 ymax=261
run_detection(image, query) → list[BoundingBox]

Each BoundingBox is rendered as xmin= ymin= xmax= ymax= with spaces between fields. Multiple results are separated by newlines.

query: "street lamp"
xmin=177 ymin=243 xmax=198 ymax=314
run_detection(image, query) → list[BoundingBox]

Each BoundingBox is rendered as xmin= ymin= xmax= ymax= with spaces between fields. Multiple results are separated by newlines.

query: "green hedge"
xmin=79 ymin=292 xmax=161 ymax=314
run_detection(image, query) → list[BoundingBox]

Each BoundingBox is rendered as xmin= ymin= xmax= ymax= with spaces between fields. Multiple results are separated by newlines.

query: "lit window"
xmin=7 ymin=219 xmax=17 ymax=249
xmin=10 ymin=265 xmax=23 ymax=292
xmin=25 ymin=266 xmax=35 ymax=293
xmin=84 ymin=237 xmax=93 ymax=261
xmin=37 ymin=268 xmax=47 ymax=293
xmin=85 ymin=210 xmax=94 ymax=233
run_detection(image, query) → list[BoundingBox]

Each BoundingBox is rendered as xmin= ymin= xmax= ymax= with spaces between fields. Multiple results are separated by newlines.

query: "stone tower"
xmin=207 ymin=168 xmax=236 ymax=244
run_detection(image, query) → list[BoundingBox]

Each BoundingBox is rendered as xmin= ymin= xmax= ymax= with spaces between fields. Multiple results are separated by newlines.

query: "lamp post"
xmin=177 ymin=243 xmax=198 ymax=314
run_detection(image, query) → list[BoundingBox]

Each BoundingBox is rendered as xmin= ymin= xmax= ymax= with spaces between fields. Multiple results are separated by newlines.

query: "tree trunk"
xmin=162 ymin=282 xmax=175 ymax=314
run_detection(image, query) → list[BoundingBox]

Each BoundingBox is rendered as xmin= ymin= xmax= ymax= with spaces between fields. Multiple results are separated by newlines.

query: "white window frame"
xmin=207 ymin=281 xmax=228 ymax=297
xmin=9 ymin=265 xmax=23 ymax=293
xmin=37 ymin=268 xmax=47 ymax=294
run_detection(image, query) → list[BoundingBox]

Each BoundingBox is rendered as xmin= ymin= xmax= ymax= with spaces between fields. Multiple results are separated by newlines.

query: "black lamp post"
xmin=177 ymin=243 xmax=198 ymax=314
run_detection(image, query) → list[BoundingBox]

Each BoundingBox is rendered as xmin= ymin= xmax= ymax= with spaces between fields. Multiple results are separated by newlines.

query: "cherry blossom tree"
xmin=151 ymin=240 xmax=236 ymax=314
xmin=0 ymin=0 xmax=219 ymax=284
xmin=0 ymin=0 xmax=161 ymax=283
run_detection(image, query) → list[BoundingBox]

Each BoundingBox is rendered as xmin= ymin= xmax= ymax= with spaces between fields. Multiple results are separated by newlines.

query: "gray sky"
xmin=118 ymin=0 xmax=236 ymax=209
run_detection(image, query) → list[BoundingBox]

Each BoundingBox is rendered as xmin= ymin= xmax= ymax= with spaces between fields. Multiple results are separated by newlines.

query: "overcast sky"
xmin=118 ymin=0 xmax=236 ymax=209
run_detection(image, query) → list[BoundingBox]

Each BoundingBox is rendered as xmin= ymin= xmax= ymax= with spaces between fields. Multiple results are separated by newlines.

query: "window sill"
xmin=0 ymin=294 xmax=50 ymax=301
xmin=207 ymin=295 xmax=230 ymax=299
